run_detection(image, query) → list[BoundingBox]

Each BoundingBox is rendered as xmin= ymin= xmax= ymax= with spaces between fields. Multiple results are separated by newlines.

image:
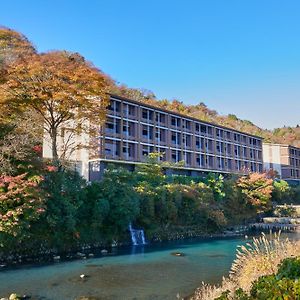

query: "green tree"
xmin=37 ymin=169 xmax=87 ymax=250
xmin=100 ymin=166 xmax=140 ymax=240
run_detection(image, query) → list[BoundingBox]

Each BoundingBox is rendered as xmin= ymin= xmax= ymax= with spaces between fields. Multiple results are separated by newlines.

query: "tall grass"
xmin=191 ymin=232 xmax=300 ymax=300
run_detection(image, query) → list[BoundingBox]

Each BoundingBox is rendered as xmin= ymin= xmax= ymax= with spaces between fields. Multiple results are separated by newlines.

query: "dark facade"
xmin=89 ymin=94 xmax=263 ymax=179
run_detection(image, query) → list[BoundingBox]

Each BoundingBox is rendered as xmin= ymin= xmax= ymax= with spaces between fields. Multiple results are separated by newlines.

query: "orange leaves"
xmin=237 ymin=172 xmax=274 ymax=211
xmin=1 ymin=49 xmax=113 ymax=161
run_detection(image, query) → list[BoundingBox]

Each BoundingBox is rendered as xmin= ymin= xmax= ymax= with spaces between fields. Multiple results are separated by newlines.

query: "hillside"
xmin=111 ymin=84 xmax=300 ymax=147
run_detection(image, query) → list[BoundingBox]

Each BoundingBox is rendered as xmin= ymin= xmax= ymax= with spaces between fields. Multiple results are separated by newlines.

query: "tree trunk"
xmin=49 ymin=127 xmax=59 ymax=165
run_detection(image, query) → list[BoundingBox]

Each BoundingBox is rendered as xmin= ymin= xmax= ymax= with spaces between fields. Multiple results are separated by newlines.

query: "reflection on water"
xmin=0 ymin=232 xmax=299 ymax=300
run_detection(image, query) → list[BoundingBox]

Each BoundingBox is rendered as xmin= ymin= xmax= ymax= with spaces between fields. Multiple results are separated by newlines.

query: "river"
xmin=1 ymin=233 xmax=299 ymax=299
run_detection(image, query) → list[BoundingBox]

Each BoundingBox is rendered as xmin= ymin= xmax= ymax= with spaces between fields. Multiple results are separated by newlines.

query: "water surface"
xmin=1 ymin=233 xmax=298 ymax=299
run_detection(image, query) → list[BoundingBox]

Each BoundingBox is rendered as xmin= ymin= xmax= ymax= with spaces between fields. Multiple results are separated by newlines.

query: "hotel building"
xmin=263 ymin=143 xmax=300 ymax=183
xmin=88 ymin=94 xmax=263 ymax=181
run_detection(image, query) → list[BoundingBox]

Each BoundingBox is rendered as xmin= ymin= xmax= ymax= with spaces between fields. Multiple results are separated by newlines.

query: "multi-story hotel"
xmin=88 ymin=94 xmax=263 ymax=181
xmin=263 ymin=143 xmax=300 ymax=183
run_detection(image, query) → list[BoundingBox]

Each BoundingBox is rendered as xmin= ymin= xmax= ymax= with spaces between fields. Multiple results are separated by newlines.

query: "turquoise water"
xmin=0 ymin=234 xmax=298 ymax=300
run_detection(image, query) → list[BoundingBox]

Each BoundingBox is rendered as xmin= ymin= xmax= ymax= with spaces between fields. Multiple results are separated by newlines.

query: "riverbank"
xmin=0 ymin=226 xmax=247 ymax=269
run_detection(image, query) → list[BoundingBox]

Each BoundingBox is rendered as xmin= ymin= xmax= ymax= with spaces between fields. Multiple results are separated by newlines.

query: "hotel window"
xmin=227 ymin=159 xmax=232 ymax=170
xmin=107 ymin=100 xmax=120 ymax=113
xmin=155 ymin=112 xmax=166 ymax=124
xmin=195 ymin=137 xmax=201 ymax=150
xmin=142 ymin=108 xmax=153 ymax=121
xmin=184 ymin=152 xmax=192 ymax=165
xmin=183 ymin=120 xmax=191 ymax=130
xmin=206 ymin=139 xmax=213 ymax=152
xmin=171 ymin=116 xmax=181 ymax=127
xmin=128 ymin=105 xmax=135 ymax=116
xmin=104 ymin=140 xmax=120 ymax=157
xmin=171 ymin=150 xmax=181 ymax=163
xmin=242 ymin=147 xmax=247 ymax=158
xmin=142 ymin=125 xmax=153 ymax=139
xmin=236 ymin=160 xmax=242 ymax=171
xmin=183 ymin=134 xmax=191 ymax=148
xmin=226 ymin=143 xmax=232 ymax=155
xmin=216 ymin=157 xmax=224 ymax=169
xmin=196 ymin=154 xmax=205 ymax=167
xmin=105 ymin=117 xmax=120 ymax=134
xmin=200 ymin=125 xmax=207 ymax=134
xmin=216 ymin=129 xmax=224 ymax=138
xmin=234 ymin=133 xmax=240 ymax=142
xmin=155 ymin=128 xmax=166 ymax=143
xmin=171 ymin=132 xmax=181 ymax=146
xmin=234 ymin=145 xmax=240 ymax=157
xmin=206 ymin=156 xmax=214 ymax=168
xmin=216 ymin=141 xmax=223 ymax=154
xmin=226 ymin=131 xmax=231 ymax=140
xmin=195 ymin=123 xmax=200 ymax=133
xmin=123 ymin=124 xmax=129 ymax=135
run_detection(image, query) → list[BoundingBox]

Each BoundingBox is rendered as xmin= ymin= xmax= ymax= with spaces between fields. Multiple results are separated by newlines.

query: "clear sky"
xmin=1 ymin=0 xmax=300 ymax=129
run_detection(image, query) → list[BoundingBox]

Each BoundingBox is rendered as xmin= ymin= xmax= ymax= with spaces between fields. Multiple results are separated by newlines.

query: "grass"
xmin=191 ymin=232 xmax=300 ymax=300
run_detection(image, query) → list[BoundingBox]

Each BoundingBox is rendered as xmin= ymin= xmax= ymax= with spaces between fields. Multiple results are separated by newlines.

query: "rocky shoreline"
xmin=0 ymin=227 xmax=249 ymax=270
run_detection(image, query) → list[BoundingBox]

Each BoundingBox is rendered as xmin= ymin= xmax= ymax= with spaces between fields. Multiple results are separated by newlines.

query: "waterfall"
xmin=129 ymin=223 xmax=146 ymax=245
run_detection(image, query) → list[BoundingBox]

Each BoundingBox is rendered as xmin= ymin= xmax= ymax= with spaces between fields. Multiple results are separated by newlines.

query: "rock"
xmin=80 ymin=274 xmax=86 ymax=279
xmin=170 ymin=252 xmax=185 ymax=257
xmin=9 ymin=294 xmax=21 ymax=300
xmin=101 ymin=249 xmax=108 ymax=255
xmin=0 ymin=297 xmax=8 ymax=300
xmin=76 ymin=252 xmax=85 ymax=258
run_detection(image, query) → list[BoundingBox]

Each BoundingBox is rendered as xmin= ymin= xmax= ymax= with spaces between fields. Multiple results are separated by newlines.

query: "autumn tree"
xmin=0 ymin=173 xmax=44 ymax=238
xmin=0 ymin=28 xmax=41 ymax=174
xmin=0 ymin=50 xmax=112 ymax=164
xmin=0 ymin=26 xmax=36 ymax=69
xmin=237 ymin=172 xmax=274 ymax=213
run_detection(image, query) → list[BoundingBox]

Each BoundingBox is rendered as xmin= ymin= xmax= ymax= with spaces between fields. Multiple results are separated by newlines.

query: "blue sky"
xmin=1 ymin=0 xmax=300 ymax=129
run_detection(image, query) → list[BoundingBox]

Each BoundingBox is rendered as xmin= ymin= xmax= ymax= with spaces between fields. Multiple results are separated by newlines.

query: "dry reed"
xmin=191 ymin=232 xmax=300 ymax=300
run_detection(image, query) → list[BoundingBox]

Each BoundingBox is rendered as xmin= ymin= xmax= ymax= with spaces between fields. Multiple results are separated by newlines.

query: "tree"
xmin=0 ymin=109 xmax=42 ymax=175
xmin=100 ymin=166 xmax=140 ymax=240
xmin=0 ymin=50 xmax=112 ymax=164
xmin=237 ymin=173 xmax=273 ymax=213
xmin=38 ymin=169 xmax=87 ymax=250
xmin=0 ymin=173 xmax=44 ymax=238
xmin=0 ymin=26 xmax=36 ymax=69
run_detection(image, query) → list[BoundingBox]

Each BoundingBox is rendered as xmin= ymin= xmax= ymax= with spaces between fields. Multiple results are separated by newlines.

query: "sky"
xmin=1 ymin=0 xmax=300 ymax=129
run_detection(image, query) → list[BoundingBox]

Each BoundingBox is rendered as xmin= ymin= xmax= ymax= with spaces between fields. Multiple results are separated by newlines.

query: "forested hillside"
xmin=111 ymin=85 xmax=300 ymax=147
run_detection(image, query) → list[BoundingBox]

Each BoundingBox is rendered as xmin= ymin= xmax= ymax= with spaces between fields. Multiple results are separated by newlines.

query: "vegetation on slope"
xmin=111 ymin=85 xmax=300 ymax=147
